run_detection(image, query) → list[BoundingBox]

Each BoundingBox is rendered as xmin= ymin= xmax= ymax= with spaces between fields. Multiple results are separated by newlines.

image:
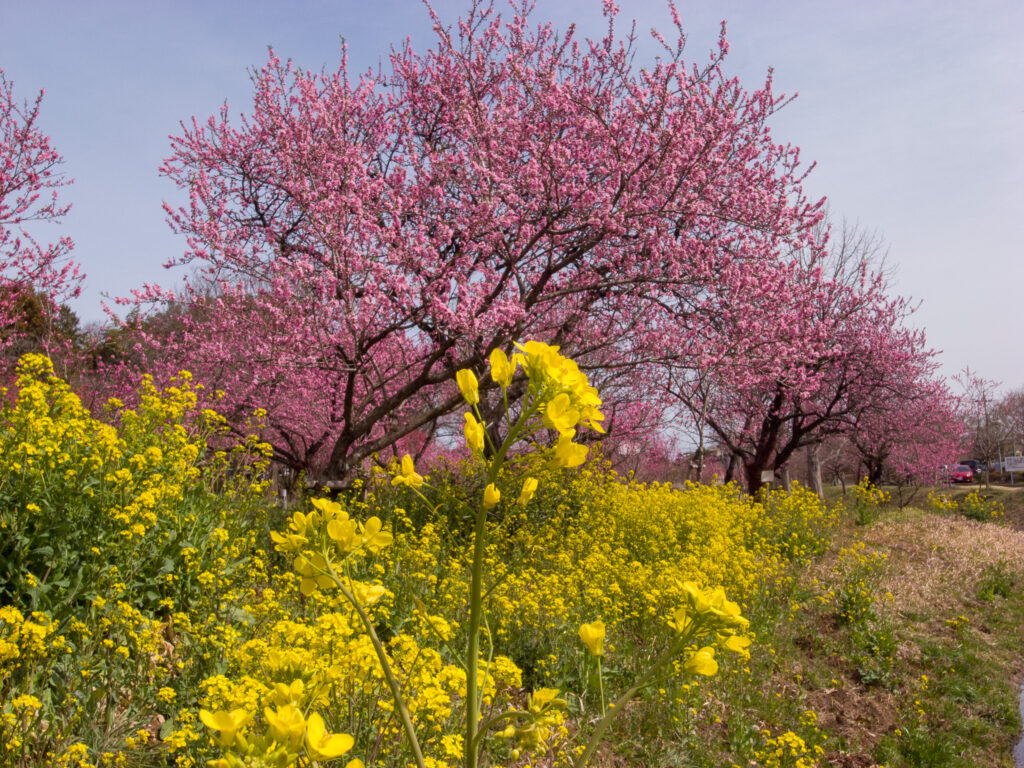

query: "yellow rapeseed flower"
xmin=198 ymin=708 xmax=251 ymax=747
xmin=550 ymin=434 xmax=588 ymax=469
xmin=527 ymin=687 xmax=566 ymax=715
xmin=684 ymin=647 xmax=718 ymax=676
xmin=517 ymin=477 xmax=538 ymax=506
xmin=305 ymin=712 xmax=356 ymax=761
xmin=391 ymin=454 xmax=424 ymax=489
xmin=294 ymin=553 xmax=333 ymax=596
xmin=722 ymin=634 xmax=751 ymax=659
xmin=311 ymin=497 xmax=344 ymax=521
xmin=351 ymin=581 xmax=387 ymax=607
xmin=270 ymin=679 xmax=305 ymax=707
xmin=327 ymin=517 xmax=360 ymax=553
xmin=264 ymin=704 xmax=306 ymax=748
xmin=360 ymin=517 xmax=393 ymax=553
xmin=542 ymin=392 xmax=580 ymax=436
xmin=578 ymin=621 xmax=605 ymax=657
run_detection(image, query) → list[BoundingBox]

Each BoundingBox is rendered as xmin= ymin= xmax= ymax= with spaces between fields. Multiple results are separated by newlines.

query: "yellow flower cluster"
xmin=198 ymin=705 xmax=362 ymax=768
xmin=0 ymin=606 xmax=54 ymax=664
xmin=455 ymin=341 xmax=604 ymax=477
xmin=495 ymin=687 xmax=568 ymax=760
xmin=192 ymin=601 xmax=522 ymax=768
xmin=852 ymin=477 xmax=890 ymax=508
xmin=270 ymin=496 xmax=393 ymax=596
xmin=958 ymin=489 xmax=1004 ymax=521
xmin=2 ymin=349 xmax=841 ymax=768
xmin=754 ymin=729 xmax=825 ymax=768
xmin=0 ymin=355 xmax=274 ymax=767
xmin=414 ymin=472 xmax=834 ymax=647
xmin=926 ymin=489 xmax=957 ymax=513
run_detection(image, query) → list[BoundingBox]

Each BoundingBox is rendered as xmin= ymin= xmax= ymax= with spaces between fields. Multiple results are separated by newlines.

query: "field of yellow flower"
xmin=6 ymin=353 xmax=1019 ymax=768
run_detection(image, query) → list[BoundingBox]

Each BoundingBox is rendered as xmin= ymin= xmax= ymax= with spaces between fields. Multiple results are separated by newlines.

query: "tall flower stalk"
xmin=200 ymin=340 xmax=752 ymax=768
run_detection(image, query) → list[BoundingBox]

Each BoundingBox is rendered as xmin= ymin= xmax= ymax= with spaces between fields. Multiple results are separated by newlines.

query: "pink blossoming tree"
xmin=848 ymin=375 xmax=961 ymax=487
xmin=0 ymin=70 xmax=82 ymax=366
xmin=667 ymin=235 xmax=936 ymax=495
xmin=120 ymin=2 xmax=822 ymax=482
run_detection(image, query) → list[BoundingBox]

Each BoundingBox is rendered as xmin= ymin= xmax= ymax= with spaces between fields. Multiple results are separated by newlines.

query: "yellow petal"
xmin=463 ymin=412 xmax=485 ymax=453
xmin=401 ymin=454 xmax=415 ymax=476
xmin=306 ymin=713 xmax=355 ymax=760
xmin=517 ymin=477 xmax=538 ymax=506
xmin=684 ymin=647 xmax=718 ymax=676
xmin=489 ymin=348 xmax=515 ymax=388
xmin=723 ymin=634 xmax=752 ymax=658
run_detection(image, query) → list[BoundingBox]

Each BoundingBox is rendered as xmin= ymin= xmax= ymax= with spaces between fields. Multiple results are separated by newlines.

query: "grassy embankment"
xmin=659 ymin=484 xmax=1024 ymax=768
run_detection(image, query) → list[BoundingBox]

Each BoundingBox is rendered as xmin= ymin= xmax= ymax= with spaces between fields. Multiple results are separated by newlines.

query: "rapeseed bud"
xmin=464 ymin=412 xmax=485 ymax=453
xmin=483 ymin=483 xmax=501 ymax=509
xmin=489 ymin=348 xmax=515 ymax=389
xmin=456 ymin=369 xmax=480 ymax=405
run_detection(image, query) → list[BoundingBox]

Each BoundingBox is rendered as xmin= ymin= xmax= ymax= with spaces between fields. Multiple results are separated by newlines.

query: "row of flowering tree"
xmin=3 ymin=3 xmax=959 ymax=488
xmin=664 ymin=218 xmax=961 ymax=494
xmin=110 ymin=1 xmax=828 ymax=483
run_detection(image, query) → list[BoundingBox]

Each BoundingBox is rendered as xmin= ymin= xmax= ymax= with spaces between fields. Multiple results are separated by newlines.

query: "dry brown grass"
xmin=859 ymin=510 xmax=1024 ymax=618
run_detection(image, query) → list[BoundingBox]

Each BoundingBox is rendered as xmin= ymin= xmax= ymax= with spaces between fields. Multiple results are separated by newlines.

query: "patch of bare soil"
xmin=808 ymin=685 xmax=898 ymax=749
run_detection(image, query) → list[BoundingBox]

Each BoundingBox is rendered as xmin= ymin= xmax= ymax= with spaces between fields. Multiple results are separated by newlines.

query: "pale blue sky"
xmin=2 ymin=0 xmax=1022 ymax=387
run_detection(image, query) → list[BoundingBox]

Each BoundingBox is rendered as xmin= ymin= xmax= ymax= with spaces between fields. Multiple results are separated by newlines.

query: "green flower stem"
xmin=597 ymin=656 xmax=606 ymax=717
xmin=465 ymin=499 xmax=490 ymax=768
xmin=334 ymin=579 xmax=426 ymax=768
xmin=465 ymin=404 xmax=532 ymax=768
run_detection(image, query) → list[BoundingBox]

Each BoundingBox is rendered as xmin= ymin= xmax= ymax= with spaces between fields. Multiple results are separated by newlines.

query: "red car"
xmin=950 ymin=465 xmax=974 ymax=483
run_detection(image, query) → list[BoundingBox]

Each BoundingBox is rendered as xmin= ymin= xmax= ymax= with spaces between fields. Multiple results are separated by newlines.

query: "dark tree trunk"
xmin=807 ymin=441 xmax=824 ymax=498
xmin=724 ymin=452 xmax=740 ymax=484
xmin=744 ymin=460 xmax=769 ymax=497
